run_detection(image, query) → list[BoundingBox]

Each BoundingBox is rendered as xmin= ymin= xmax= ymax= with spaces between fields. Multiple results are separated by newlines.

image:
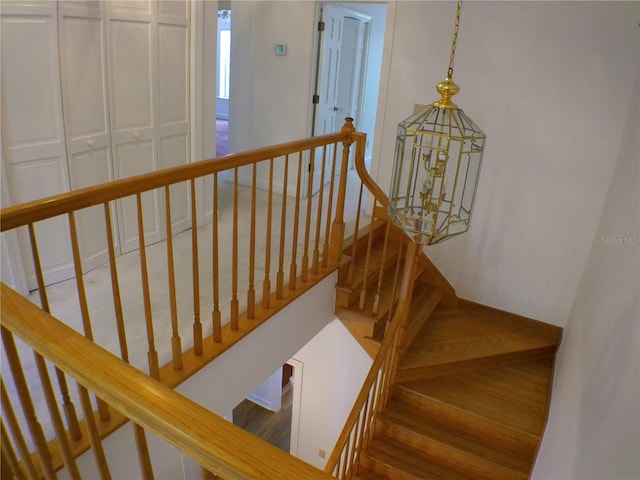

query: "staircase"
xmin=334 ymin=219 xmax=562 ymax=479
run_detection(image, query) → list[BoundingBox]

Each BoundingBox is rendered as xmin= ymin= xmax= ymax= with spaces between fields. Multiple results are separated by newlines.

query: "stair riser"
xmin=337 ymin=249 xmax=402 ymax=309
xmin=395 ymin=348 xmax=557 ymax=383
xmin=401 ymin=289 xmax=444 ymax=352
xmin=360 ymin=455 xmax=419 ymax=480
xmin=376 ymin=420 xmax=528 ymax=480
xmin=391 ymin=387 xmax=538 ymax=457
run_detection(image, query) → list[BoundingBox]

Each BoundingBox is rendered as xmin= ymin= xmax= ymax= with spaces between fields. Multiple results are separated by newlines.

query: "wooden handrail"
xmin=1 ymin=283 xmax=332 ymax=480
xmin=352 ymin=132 xmax=389 ymax=210
xmin=0 ymin=132 xmax=346 ymax=231
xmin=324 ymin=238 xmax=419 ymax=478
xmin=1 ymin=122 xmax=372 ymax=477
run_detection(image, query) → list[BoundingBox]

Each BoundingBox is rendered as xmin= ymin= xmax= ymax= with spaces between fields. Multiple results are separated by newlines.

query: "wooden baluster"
xmin=329 ymin=118 xmax=355 ymax=264
xmin=340 ymin=426 xmax=356 ymax=480
xmin=212 ymin=173 xmax=222 ymax=342
xmin=301 ymin=149 xmax=315 ymax=282
xmin=165 ymin=186 xmax=183 ymax=370
xmin=276 ymin=155 xmax=290 ymax=299
xmin=191 ymin=179 xmax=203 ymax=355
xmin=28 ymin=223 xmax=81 ymax=440
xmin=137 ymin=193 xmax=160 ymax=380
xmin=347 ymin=182 xmax=365 ymax=287
xmin=33 ymin=353 xmax=81 ymax=478
xmin=1 ymin=387 xmax=38 ymax=479
xmin=247 ymin=163 xmax=257 ymax=319
xmin=2 ymin=420 xmax=25 ymax=480
xmin=322 ymin=142 xmax=339 ymax=268
xmin=133 ymin=421 xmax=154 ymax=480
xmin=68 ymin=212 xmax=111 ymax=422
xmin=372 ymin=222 xmax=391 ymax=315
xmin=104 ymin=203 xmax=129 ymax=362
xmin=1 ymin=331 xmax=56 ymax=479
xmin=354 ymin=395 xmax=372 ymax=474
xmin=289 ymin=153 xmax=303 ymax=290
xmin=396 ymin=239 xmax=419 ymax=350
xmin=230 ymin=168 xmax=239 ymax=330
xmin=107 ymin=203 xmax=154 ymax=478
xmin=389 ymin=236 xmax=405 ymax=318
xmin=262 ymin=158 xmax=274 ymax=309
xmin=381 ymin=339 xmax=396 ymax=409
xmin=358 ymin=201 xmax=378 ymax=310
xmin=366 ymin=375 xmax=381 ymax=445
xmin=312 ymin=146 xmax=327 ymax=275
xmin=77 ymin=384 xmax=111 ymax=479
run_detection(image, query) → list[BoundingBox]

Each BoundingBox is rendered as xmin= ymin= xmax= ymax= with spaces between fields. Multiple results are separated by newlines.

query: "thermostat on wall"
xmin=274 ymin=43 xmax=287 ymax=56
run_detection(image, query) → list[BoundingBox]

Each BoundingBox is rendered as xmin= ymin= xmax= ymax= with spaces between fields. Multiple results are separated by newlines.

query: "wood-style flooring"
xmin=232 ymin=383 xmax=293 ymax=453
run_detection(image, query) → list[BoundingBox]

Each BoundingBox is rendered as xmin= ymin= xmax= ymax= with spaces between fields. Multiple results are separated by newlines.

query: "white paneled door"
xmin=1 ymin=1 xmax=74 ymax=289
xmin=156 ymin=0 xmax=191 ymax=234
xmin=1 ymin=0 xmax=191 ymax=287
xmin=108 ymin=2 xmax=163 ymax=254
xmin=59 ymin=1 xmax=113 ymax=271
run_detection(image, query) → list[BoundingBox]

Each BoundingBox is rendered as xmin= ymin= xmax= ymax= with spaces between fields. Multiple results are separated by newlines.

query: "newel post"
xmin=396 ymin=238 xmax=419 ymax=350
xmin=329 ymin=118 xmax=356 ymax=265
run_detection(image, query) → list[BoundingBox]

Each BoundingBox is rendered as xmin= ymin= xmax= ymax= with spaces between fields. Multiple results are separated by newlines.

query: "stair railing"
xmin=324 ymin=133 xmax=423 ymax=478
xmin=1 ymin=283 xmax=333 ymax=480
xmin=0 ymin=121 xmax=362 ymax=478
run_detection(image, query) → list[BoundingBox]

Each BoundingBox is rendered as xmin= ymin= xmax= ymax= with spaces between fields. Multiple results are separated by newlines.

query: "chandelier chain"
xmin=447 ymin=0 xmax=462 ymax=78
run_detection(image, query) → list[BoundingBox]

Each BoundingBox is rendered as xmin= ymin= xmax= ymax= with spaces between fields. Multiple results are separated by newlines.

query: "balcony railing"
xmin=1 ymin=121 xmax=361 ymax=479
xmin=1 ymin=118 xmax=435 ymax=479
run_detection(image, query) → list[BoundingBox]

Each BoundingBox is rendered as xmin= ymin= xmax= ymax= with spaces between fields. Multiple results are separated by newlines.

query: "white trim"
xmin=288 ymin=357 xmax=304 ymax=457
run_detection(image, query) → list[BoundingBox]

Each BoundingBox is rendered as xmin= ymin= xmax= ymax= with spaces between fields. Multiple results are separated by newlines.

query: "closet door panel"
xmin=10 ymin=157 xmax=72 ymax=284
xmin=1 ymin=4 xmax=74 ymax=288
xmin=59 ymin=3 xmax=112 ymax=272
xmin=159 ymin=135 xmax=190 ymax=228
xmin=110 ymin=20 xmax=154 ymax=131
xmin=113 ymin=141 xmax=161 ymax=253
xmin=108 ymin=14 xmax=161 ymax=252
xmin=157 ymin=16 xmax=190 ymax=233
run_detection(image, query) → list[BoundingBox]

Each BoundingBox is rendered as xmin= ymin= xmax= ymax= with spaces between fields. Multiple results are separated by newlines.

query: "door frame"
xmin=311 ymin=3 xmax=372 ymax=138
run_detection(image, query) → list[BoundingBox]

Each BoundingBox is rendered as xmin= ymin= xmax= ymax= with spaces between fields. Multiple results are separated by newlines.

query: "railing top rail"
xmin=1 ymin=131 xmax=348 ymax=232
xmin=352 ymin=132 xmax=389 ymax=210
xmin=0 ymin=282 xmax=333 ymax=480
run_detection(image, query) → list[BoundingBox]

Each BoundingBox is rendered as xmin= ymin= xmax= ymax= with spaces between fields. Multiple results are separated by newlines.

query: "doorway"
xmin=312 ymin=2 xmax=387 ymax=193
xmin=216 ymin=7 xmax=231 ymax=156
xmin=232 ymin=362 xmax=299 ymax=453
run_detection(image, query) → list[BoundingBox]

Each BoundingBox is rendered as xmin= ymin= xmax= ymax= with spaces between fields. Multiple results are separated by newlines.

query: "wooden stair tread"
xmin=363 ymin=435 xmax=471 ymax=480
xmin=399 ymin=302 xmax=561 ymax=373
xmin=354 ymin=468 xmax=388 ymax=479
xmin=337 ymin=238 xmax=401 ymax=294
xmin=379 ymin=402 xmax=532 ymax=475
xmin=398 ymin=359 xmax=553 ymax=437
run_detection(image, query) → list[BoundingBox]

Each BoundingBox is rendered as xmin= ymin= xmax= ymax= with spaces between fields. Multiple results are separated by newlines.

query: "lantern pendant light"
xmin=388 ymin=0 xmax=486 ymax=245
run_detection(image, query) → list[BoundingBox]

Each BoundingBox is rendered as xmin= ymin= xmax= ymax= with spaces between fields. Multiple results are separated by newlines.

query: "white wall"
xmin=59 ymin=272 xmax=340 ymax=479
xmin=229 ymin=1 xmax=316 ymax=154
xmin=371 ymin=1 xmax=639 ymax=327
xmin=532 ymin=69 xmax=639 ymax=480
xmin=176 ymin=271 xmax=337 ymax=417
xmin=291 ymin=318 xmax=372 ymax=469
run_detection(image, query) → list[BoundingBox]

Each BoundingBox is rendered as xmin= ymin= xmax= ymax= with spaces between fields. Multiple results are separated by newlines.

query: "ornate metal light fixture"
xmin=388 ymin=0 xmax=485 ymax=245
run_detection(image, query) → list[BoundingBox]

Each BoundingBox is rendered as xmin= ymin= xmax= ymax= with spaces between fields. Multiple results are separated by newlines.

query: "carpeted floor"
xmin=216 ymin=119 xmax=229 ymax=156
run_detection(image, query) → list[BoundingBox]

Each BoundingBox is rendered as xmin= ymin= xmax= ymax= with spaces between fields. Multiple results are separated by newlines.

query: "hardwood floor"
xmin=232 ymin=383 xmax=293 ymax=453
xmin=356 ymin=301 xmax=561 ymax=479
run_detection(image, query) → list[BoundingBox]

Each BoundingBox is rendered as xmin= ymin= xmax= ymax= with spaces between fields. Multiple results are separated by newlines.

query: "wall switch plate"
xmin=274 ymin=43 xmax=287 ymax=56
xmin=318 ymin=448 xmax=326 ymax=458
